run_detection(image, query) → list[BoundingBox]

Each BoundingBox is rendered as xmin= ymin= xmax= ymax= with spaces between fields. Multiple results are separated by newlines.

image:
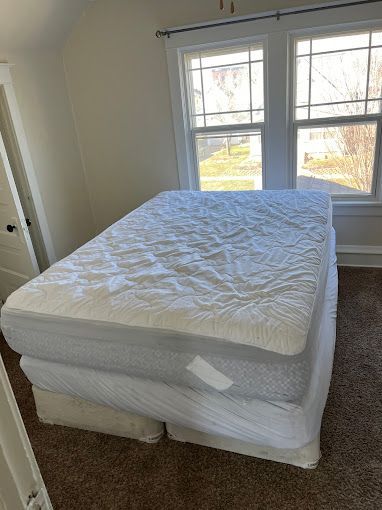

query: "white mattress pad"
xmin=1 ymin=190 xmax=332 ymax=359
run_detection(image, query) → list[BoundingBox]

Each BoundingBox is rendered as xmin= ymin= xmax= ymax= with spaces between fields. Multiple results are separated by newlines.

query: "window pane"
xmin=296 ymin=39 xmax=310 ymax=56
xmin=202 ymin=64 xmax=250 ymax=114
xmin=185 ymin=43 xmax=264 ymax=128
xmin=201 ymin=47 xmax=249 ymax=68
xmin=205 ymin=112 xmax=251 ymax=126
xmin=251 ymin=61 xmax=264 ymax=111
xmin=186 ymin=53 xmax=201 ymax=70
xmin=295 ymin=106 xmax=309 ymax=120
xmin=251 ymin=109 xmax=265 ymax=122
xmin=294 ymin=30 xmax=382 ymax=120
xmin=368 ymin=47 xmax=382 ymax=99
xmin=372 ymin=30 xmax=382 ymax=46
xmin=189 ymin=70 xmax=203 ymax=115
xmin=309 ymin=101 xmax=365 ymax=118
xmin=295 ymin=56 xmax=310 ymax=106
xmin=250 ymin=44 xmax=263 ymax=61
xmin=310 ymin=49 xmax=368 ymax=106
xmin=193 ymin=115 xmax=205 ymax=127
xmin=296 ymin=123 xmax=377 ymax=194
xmin=311 ymin=32 xmax=369 ymax=53
xmin=196 ymin=132 xmax=262 ymax=191
xmin=367 ymin=99 xmax=382 ymax=114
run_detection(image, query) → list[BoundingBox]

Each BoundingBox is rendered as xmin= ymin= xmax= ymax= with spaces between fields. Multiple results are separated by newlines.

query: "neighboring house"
xmin=300 ymin=128 xmax=340 ymax=162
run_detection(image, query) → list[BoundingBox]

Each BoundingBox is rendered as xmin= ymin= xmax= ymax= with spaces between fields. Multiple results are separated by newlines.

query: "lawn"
xmin=198 ymin=146 xmax=369 ymax=193
xmin=301 ymin=156 xmax=370 ymax=192
xmin=199 ymin=143 xmax=262 ymax=191
xmin=201 ymin=179 xmax=258 ymax=191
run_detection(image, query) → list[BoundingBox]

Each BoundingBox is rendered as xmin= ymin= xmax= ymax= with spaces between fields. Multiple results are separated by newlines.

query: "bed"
xmin=1 ymin=190 xmax=337 ymax=468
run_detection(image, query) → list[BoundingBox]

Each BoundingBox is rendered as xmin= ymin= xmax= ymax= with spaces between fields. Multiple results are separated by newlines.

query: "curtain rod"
xmin=155 ymin=0 xmax=382 ymax=38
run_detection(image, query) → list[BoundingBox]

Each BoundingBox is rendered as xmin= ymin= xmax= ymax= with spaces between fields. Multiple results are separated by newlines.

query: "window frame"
xmin=194 ymin=127 xmax=266 ymax=191
xmin=177 ymin=35 xmax=268 ymax=191
xmin=289 ymin=25 xmax=382 ymax=201
xmin=165 ymin=2 xmax=382 ymax=206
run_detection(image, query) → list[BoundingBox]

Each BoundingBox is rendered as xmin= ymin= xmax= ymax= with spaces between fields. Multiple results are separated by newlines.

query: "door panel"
xmin=0 ymin=86 xmax=49 ymax=272
xmin=0 ymin=133 xmax=38 ymax=302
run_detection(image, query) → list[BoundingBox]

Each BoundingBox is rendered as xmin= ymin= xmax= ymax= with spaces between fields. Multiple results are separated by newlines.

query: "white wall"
xmin=63 ymin=0 xmax=382 ymax=246
xmin=2 ymin=50 xmax=95 ymax=260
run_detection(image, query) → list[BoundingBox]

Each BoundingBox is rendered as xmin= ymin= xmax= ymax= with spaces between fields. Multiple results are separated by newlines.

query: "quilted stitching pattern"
xmin=4 ymin=190 xmax=331 ymax=356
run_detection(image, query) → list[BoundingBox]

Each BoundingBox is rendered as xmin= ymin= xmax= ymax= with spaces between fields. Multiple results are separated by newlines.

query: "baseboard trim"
xmin=336 ymin=245 xmax=382 ymax=267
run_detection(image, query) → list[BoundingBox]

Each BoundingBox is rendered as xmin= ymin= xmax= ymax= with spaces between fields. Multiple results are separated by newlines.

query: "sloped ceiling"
xmin=0 ymin=0 xmax=91 ymax=51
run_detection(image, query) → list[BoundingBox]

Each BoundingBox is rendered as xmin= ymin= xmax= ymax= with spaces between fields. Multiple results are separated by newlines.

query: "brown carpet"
xmin=1 ymin=266 xmax=382 ymax=510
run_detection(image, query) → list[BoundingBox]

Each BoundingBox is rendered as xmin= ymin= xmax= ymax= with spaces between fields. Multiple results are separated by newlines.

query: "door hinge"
xmin=26 ymin=488 xmax=48 ymax=510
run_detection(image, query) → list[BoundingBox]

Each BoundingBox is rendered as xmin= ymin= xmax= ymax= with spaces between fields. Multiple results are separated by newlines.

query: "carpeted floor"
xmin=1 ymin=266 xmax=382 ymax=510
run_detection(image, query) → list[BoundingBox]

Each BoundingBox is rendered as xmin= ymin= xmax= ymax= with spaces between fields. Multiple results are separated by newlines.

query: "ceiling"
xmin=0 ymin=0 xmax=91 ymax=52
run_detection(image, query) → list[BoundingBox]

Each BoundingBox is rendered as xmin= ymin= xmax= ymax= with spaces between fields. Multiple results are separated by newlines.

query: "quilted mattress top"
xmin=2 ymin=190 xmax=332 ymax=356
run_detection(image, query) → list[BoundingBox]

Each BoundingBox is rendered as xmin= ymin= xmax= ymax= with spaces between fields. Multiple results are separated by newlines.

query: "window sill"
xmin=332 ymin=200 xmax=382 ymax=216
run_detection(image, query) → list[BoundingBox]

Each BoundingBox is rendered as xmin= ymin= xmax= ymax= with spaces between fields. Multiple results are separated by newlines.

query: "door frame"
xmin=0 ymin=353 xmax=52 ymax=509
xmin=0 ymin=63 xmax=56 ymax=267
xmin=0 ymin=87 xmax=49 ymax=272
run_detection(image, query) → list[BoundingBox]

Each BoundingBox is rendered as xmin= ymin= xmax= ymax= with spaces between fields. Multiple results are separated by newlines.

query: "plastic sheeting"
xmin=21 ymin=231 xmax=337 ymax=451
xmin=166 ymin=423 xmax=321 ymax=469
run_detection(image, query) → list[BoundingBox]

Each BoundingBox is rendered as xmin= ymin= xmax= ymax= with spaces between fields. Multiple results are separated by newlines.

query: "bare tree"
xmin=313 ymin=49 xmax=382 ymax=192
xmin=212 ymin=67 xmax=247 ymax=154
xmin=326 ymin=124 xmax=376 ymax=191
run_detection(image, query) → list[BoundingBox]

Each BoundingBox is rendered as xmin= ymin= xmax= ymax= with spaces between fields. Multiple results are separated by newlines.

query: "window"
xmin=294 ymin=29 xmax=382 ymax=195
xmin=167 ymin=4 xmax=382 ymax=204
xmin=184 ymin=43 xmax=265 ymax=191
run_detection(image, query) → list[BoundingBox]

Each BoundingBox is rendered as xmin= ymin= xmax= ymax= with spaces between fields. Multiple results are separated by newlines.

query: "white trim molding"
xmin=0 ymin=354 xmax=52 ymax=509
xmin=336 ymin=244 xmax=382 ymax=267
xmin=0 ymin=63 xmax=56 ymax=266
xmin=333 ymin=202 xmax=382 ymax=216
xmin=166 ymin=2 xmax=382 ymax=214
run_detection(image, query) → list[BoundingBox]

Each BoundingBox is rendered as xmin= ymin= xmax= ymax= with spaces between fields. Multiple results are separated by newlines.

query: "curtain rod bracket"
xmin=156 ymin=30 xmax=170 ymax=39
xmin=276 ymin=11 xmax=281 ymax=21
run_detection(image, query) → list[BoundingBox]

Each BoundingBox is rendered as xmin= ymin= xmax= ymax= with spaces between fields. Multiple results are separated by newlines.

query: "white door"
xmin=0 ymin=131 xmax=39 ymax=302
xmin=0 ymin=353 xmax=52 ymax=510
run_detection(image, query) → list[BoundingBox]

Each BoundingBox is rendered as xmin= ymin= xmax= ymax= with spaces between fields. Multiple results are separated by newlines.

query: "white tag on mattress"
xmin=186 ymin=356 xmax=233 ymax=391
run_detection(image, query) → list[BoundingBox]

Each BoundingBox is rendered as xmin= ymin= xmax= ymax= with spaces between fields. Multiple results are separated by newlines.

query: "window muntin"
xmin=184 ymin=42 xmax=265 ymax=191
xmin=295 ymin=30 xmax=382 ymax=120
xmin=174 ymin=22 xmax=382 ymax=200
xmin=186 ymin=43 xmax=264 ymax=128
xmin=294 ymin=29 xmax=382 ymax=197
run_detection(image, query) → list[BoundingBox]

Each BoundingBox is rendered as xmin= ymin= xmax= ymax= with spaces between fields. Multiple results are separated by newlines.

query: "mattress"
xmin=19 ymin=235 xmax=338 ymax=450
xmin=1 ymin=190 xmax=332 ymax=401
